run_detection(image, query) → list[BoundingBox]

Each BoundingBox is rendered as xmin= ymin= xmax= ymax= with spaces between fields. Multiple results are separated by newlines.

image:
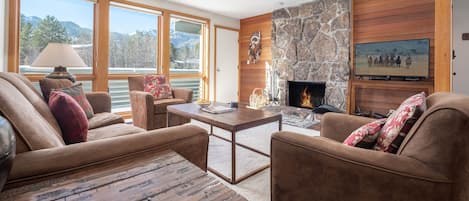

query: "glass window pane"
xmin=109 ymin=6 xmax=158 ymax=74
xmin=109 ymin=80 xmax=131 ymax=112
xmin=19 ymin=0 xmax=94 ymax=74
xmin=170 ymin=18 xmax=203 ymax=74
xmin=170 ymin=78 xmax=202 ymax=101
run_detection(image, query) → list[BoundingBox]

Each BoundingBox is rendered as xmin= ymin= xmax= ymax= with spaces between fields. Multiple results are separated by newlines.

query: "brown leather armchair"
xmin=128 ymin=76 xmax=192 ymax=130
xmin=271 ymin=92 xmax=469 ymax=201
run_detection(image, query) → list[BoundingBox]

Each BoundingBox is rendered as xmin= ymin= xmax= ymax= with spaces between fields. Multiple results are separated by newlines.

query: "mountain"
xmin=61 ymin=21 xmax=92 ymax=38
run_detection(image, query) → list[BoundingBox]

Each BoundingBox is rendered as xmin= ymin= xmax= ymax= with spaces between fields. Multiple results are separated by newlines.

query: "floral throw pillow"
xmin=374 ymin=92 xmax=427 ymax=153
xmin=144 ymin=75 xmax=173 ymax=100
xmin=343 ymin=119 xmax=387 ymax=149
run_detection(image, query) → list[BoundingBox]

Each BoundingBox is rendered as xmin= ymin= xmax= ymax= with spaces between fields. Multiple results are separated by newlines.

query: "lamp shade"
xmin=31 ymin=43 xmax=87 ymax=68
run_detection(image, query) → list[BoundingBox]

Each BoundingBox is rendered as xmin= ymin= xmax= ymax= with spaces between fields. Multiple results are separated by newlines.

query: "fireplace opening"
xmin=288 ymin=81 xmax=326 ymax=109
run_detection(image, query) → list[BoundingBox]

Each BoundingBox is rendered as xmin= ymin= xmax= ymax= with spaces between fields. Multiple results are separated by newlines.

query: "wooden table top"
xmin=0 ymin=150 xmax=247 ymax=201
xmin=167 ymin=103 xmax=282 ymax=132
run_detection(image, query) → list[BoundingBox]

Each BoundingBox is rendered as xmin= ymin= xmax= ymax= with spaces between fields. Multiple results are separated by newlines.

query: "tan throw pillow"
xmin=39 ymin=78 xmax=74 ymax=102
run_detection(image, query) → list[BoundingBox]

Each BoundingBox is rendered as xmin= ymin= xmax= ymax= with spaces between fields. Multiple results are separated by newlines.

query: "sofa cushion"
xmin=53 ymin=84 xmax=94 ymax=119
xmin=144 ymin=75 xmax=173 ymax=100
xmin=39 ymin=78 xmax=73 ymax=103
xmin=154 ymin=98 xmax=186 ymax=114
xmin=88 ymin=113 xmax=125 ymax=130
xmin=343 ymin=118 xmax=386 ymax=149
xmin=0 ymin=78 xmax=65 ymax=152
xmin=374 ymin=92 xmax=426 ymax=153
xmin=49 ymin=91 xmax=88 ymax=144
xmin=87 ymin=124 xmax=145 ymax=141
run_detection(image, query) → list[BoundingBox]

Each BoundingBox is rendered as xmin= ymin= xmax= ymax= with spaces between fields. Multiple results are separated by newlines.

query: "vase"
xmin=0 ymin=116 xmax=15 ymax=191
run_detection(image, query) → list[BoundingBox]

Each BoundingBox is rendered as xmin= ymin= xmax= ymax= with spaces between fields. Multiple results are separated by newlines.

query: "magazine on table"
xmin=201 ymin=105 xmax=234 ymax=114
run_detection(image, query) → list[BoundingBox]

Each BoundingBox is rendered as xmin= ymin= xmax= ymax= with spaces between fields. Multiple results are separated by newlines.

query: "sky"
xmin=21 ymin=0 xmax=158 ymax=34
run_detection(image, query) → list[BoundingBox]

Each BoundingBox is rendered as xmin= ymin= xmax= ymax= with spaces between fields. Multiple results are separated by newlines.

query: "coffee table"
xmin=0 ymin=150 xmax=247 ymax=201
xmin=167 ymin=103 xmax=282 ymax=184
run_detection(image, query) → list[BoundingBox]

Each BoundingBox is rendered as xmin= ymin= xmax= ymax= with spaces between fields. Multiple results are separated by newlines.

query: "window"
xmin=170 ymin=17 xmax=203 ymax=74
xmin=19 ymin=0 xmax=94 ymax=75
xmin=109 ymin=4 xmax=160 ymax=74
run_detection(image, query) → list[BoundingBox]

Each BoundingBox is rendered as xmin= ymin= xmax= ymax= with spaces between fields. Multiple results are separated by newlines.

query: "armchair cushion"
xmin=88 ymin=113 xmax=124 ymax=130
xmin=49 ymin=91 xmax=88 ymax=144
xmin=343 ymin=118 xmax=386 ymax=149
xmin=154 ymin=98 xmax=186 ymax=114
xmin=374 ymin=92 xmax=426 ymax=153
xmin=144 ymin=75 xmax=173 ymax=100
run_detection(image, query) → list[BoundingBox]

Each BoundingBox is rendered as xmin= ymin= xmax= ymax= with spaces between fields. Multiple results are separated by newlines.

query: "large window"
xmin=109 ymin=4 xmax=160 ymax=74
xmin=19 ymin=0 xmax=94 ymax=75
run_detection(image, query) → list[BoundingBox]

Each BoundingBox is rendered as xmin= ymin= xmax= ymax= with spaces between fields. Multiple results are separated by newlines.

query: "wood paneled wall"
xmin=239 ymin=13 xmax=272 ymax=104
xmin=350 ymin=0 xmax=436 ymax=115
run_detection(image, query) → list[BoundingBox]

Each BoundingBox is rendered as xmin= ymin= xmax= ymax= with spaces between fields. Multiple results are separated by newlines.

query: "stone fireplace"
xmin=288 ymin=81 xmax=325 ymax=109
xmin=272 ymin=0 xmax=351 ymax=111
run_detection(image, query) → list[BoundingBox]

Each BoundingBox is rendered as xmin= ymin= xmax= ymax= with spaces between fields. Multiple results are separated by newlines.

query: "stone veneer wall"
xmin=272 ymin=0 xmax=350 ymax=110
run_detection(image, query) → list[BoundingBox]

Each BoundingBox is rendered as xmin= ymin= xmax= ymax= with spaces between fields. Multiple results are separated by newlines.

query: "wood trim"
xmin=24 ymin=74 xmax=95 ymax=82
xmin=213 ymin=25 xmax=240 ymax=102
xmin=116 ymin=111 xmax=132 ymax=119
xmin=7 ymin=0 xmax=20 ymax=73
xmin=94 ymin=0 xmax=110 ymax=92
xmin=434 ymin=0 xmax=452 ymax=92
xmin=347 ymin=0 xmax=355 ymax=114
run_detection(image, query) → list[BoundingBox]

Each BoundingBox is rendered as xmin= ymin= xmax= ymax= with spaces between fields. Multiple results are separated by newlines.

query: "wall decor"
xmin=354 ymin=39 xmax=430 ymax=78
xmin=247 ymin=31 xmax=261 ymax=64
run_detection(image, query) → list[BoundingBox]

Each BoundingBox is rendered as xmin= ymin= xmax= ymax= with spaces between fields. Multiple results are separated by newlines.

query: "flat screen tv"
xmin=354 ymin=39 xmax=430 ymax=78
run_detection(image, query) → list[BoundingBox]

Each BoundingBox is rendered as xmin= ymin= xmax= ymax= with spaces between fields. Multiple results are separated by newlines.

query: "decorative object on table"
xmin=229 ymin=101 xmax=238 ymax=108
xmin=265 ymin=62 xmax=280 ymax=105
xmin=248 ymin=88 xmax=268 ymax=109
xmin=201 ymin=105 xmax=234 ymax=114
xmin=143 ymin=74 xmax=173 ymax=100
xmin=195 ymin=99 xmax=211 ymax=108
xmin=354 ymin=39 xmax=430 ymax=78
xmin=31 ymin=43 xmax=87 ymax=82
xmin=247 ymin=31 xmax=261 ymax=64
xmin=0 ymin=116 xmax=15 ymax=192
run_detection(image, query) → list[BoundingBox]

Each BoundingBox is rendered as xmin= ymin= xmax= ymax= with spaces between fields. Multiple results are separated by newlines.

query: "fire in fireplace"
xmin=288 ymin=81 xmax=326 ymax=109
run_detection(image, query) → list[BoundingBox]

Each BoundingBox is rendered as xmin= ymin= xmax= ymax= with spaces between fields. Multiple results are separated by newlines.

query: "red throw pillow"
xmin=144 ymin=74 xmax=173 ymax=100
xmin=53 ymin=83 xmax=94 ymax=119
xmin=49 ymin=91 xmax=88 ymax=144
xmin=343 ymin=119 xmax=387 ymax=149
xmin=374 ymin=92 xmax=426 ymax=153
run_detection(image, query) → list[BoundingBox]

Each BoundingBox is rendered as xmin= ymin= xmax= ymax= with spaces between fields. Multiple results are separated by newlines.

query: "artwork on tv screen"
xmin=354 ymin=39 xmax=430 ymax=78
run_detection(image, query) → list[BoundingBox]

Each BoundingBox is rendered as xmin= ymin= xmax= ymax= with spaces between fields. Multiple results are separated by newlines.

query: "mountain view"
xmin=20 ymin=14 xmax=201 ymax=70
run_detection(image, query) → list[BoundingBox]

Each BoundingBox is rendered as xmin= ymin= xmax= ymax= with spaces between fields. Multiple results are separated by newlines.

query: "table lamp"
xmin=31 ymin=43 xmax=87 ymax=82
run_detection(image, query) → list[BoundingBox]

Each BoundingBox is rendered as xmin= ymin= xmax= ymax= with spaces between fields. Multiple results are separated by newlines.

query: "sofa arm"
xmin=271 ymin=131 xmax=451 ymax=201
xmin=86 ymin=92 xmax=111 ymax=113
xmin=172 ymin=88 xmax=193 ymax=103
xmin=130 ymin=91 xmax=155 ymax=130
xmin=320 ymin=112 xmax=375 ymax=142
xmin=6 ymin=124 xmax=208 ymax=187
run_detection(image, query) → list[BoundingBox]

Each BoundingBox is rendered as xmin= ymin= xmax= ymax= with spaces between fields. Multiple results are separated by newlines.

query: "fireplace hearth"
xmin=288 ymin=81 xmax=326 ymax=109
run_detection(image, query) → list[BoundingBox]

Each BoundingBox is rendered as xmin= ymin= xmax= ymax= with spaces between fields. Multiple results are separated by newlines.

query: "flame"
xmin=300 ymin=87 xmax=313 ymax=108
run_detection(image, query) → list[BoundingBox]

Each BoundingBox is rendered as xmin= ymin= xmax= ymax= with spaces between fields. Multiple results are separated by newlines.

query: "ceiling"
xmin=166 ymin=0 xmax=313 ymax=19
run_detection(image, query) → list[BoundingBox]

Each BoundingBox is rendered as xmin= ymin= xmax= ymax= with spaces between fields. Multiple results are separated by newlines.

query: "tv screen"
xmin=354 ymin=39 xmax=430 ymax=78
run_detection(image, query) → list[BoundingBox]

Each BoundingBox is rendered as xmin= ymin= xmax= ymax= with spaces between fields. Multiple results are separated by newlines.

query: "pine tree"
xmin=32 ymin=15 xmax=71 ymax=52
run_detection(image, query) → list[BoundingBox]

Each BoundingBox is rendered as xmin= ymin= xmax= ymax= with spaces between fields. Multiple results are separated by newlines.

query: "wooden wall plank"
xmin=350 ymin=0 xmax=436 ymax=114
xmin=239 ymin=13 xmax=272 ymax=104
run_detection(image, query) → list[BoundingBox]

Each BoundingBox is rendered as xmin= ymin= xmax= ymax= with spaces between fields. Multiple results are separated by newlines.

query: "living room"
xmin=0 ymin=0 xmax=468 ymax=200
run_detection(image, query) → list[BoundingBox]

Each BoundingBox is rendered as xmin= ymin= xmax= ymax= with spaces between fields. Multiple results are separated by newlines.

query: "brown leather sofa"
xmin=0 ymin=73 xmax=208 ymax=189
xmin=128 ymin=76 xmax=192 ymax=130
xmin=271 ymin=92 xmax=469 ymax=201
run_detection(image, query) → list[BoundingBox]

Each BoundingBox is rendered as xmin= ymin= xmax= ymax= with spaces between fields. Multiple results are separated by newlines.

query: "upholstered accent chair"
xmin=128 ymin=76 xmax=192 ymax=130
xmin=271 ymin=92 xmax=469 ymax=201
xmin=0 ymin=72 xmax=208 ymax=189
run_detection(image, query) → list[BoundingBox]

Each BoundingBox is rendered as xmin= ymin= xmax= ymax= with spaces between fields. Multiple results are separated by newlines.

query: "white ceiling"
xmin=166 ymin=0 xmax=314 ymax=19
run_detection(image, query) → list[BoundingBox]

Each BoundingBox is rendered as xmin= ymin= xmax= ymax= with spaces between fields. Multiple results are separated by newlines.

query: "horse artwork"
xmin=247 ymin=31 xmax=261 ymax=64
xmin=354 ymin=39 xmax=430 ymax=78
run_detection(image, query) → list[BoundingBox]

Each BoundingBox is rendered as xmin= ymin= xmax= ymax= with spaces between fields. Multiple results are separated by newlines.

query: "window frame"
xmin=7 ymin=0 xmax=211 ymax=110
